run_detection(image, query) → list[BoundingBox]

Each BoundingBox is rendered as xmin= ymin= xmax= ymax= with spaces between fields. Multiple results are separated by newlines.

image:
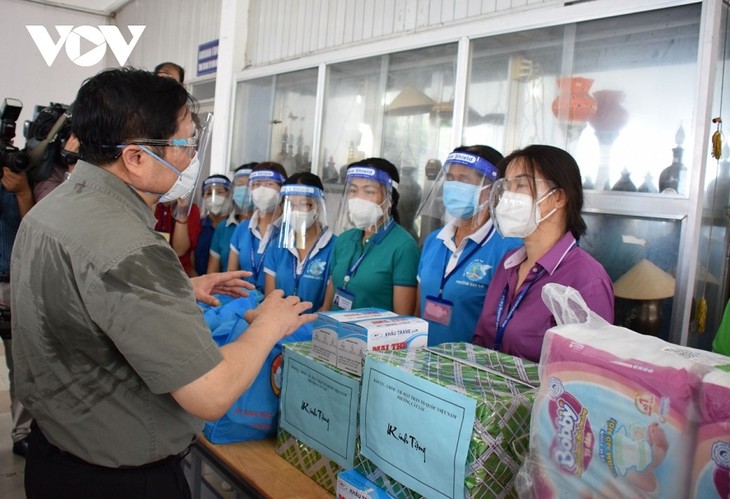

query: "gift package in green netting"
xmin=358 ymin=342 xmax=540 ymax=499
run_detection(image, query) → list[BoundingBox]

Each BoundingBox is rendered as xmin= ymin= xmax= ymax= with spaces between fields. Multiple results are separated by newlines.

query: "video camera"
xmin=23 ymin=101 xmax=72 ymax=184
xmin=0 ymin=98 xmax=31 ymax=177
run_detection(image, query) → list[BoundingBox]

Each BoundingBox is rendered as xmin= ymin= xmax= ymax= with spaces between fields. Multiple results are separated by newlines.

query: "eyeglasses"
xmin=497 ymin=177 xmax=554 ymax=193
xmin=119 ymin=129 xmax=199 ymax=158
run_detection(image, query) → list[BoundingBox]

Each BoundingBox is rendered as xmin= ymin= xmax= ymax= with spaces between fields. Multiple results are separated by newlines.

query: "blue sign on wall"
xmin=197 ymin=39 xmax=218 ymax=76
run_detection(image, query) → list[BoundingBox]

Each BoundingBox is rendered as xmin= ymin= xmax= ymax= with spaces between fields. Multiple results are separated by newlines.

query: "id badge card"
xmin=423 ymin=295 xmax=454 ymax=326
xmin=334 ymin=287 xmax=355 ymax=311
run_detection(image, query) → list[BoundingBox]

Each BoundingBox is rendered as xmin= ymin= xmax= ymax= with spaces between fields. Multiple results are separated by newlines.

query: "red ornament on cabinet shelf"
xmin=589 ymin=90 xmax=629 ymax=146
xmin=551 ymin=77 xmax=598 ymax=141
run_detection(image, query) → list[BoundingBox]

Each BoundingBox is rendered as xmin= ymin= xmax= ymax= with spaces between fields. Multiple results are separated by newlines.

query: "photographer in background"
xmin=0 ymin=98 xmax=34 ymax=457
xmin=23 ymin=102 xmax=76 ymax=202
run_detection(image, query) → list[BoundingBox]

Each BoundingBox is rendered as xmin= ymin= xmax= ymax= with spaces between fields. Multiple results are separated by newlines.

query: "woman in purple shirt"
xmin=473 ymin=145 xmax=614 ymax=362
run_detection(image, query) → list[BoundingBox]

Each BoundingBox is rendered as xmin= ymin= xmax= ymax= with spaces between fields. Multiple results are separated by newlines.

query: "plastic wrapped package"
xmin=276 ymin=341 xmax=361 ymax=493
xmin=691 ymin=369 xmax=730 ymax=499
xmin=275 ymin=427 xmax=344 ymax=494
xmin=359 ymin=342 xmax=539 ymax=499
xmin=516 ymin=284 xmax=730 ymax=499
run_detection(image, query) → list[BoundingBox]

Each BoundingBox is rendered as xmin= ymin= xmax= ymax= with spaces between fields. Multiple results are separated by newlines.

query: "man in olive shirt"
xmin=11 ymin=68 xmax=316 ymax=498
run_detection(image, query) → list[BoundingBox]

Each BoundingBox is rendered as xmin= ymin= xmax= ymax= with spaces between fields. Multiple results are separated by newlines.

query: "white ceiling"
xmin=23 ymin=0 xmax=132 ymax=17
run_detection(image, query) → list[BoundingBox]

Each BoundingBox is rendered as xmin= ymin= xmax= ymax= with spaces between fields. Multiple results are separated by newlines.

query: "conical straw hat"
xmin=613 ymin=259 xmax=676 ymax=300
xmin=386 ymin=86 xmax=435 ymax=116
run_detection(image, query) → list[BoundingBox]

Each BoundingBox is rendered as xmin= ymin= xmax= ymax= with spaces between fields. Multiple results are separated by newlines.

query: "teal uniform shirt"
xmin=330 ymin=221 xmax=420 ymax=312
xmin=209 ymin=215 xmax=239 ymax=271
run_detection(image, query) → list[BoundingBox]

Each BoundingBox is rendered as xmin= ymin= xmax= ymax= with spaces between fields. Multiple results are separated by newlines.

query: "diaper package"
xmin=517 ymin=284 xmax=730 ymax=499
xmin=692 ymin=368 xmax=730 ymax=499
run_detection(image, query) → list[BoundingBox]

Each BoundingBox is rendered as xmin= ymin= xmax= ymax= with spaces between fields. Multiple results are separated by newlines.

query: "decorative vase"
xmin=638 ymin=173 xmax=658 ymax=193
xmin=551 ymin=77 xmax=598 ymax=142
xmin=589 ymin=90 xmax=629 ymax=145
xmin=611 ymin=169 xmax=637 ymax=192
xmin=590 ymin=90 xmax=629 ymax=190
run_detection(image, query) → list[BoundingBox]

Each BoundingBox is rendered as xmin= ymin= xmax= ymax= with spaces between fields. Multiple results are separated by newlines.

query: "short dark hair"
xmin=251 ymin=161 xmax=288 ymax=180
xmin=348 ymin=157 xmax=401 ymax=223
xmin=284 ymin=172 xmax=324 ymax=190
xmin=72 ymin=67 xmax=196 ymax=166
xmin=498 ymin=145 xmax=586 ymax=239
xmin=453 ymin=144 xmax=504 ymax=170
xmin=235 ymin=162 xmax=258 ymax=172
xmin=154 ymin=62 xmax=185 ymax=83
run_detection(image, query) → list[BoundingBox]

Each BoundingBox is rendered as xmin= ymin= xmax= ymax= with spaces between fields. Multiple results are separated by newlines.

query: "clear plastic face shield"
xmin=248 ymin=169 xmax=286 ymax=214
xmin=230 ymin=169 xmax=253 ymax=216
xmin=489 ymin=171 xmax=557 ymax=238
xmin=172 ymin=112 xmax=213 ymax=220
xmin=277 ymin=185 xmax=328 ymax=250
xmin=334 ymin=166 xmax=396 ymax=234
xmin=198 ymin=176 xmax=232 ymax=218
xmin=416 ymin=151 xmax=499 ymax=231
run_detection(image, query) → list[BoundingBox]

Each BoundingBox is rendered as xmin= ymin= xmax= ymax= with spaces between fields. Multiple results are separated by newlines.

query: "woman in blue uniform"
xmin=323 ymin=158 xmax=420 ymax=314
xmin=264 ymin=172 xmax=335 ymax=311
xmin=416 ymin=145 xmax=522 ymax=345
xmin=227 ymin=162 xmax=287 ymax=299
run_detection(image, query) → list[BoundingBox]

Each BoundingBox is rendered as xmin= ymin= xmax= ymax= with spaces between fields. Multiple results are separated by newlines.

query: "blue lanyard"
xmin=249 ymin=224 xmax=277 ymax=280
xmin=494 ymin=267 xmax=547 ymax=352
xmin=291 ymin=229 xmax=327 ymax=294
xmin=436 ymin=226 xmax=494 ymax=298
xmin=342 ymin=219 xmax=395 ymax=289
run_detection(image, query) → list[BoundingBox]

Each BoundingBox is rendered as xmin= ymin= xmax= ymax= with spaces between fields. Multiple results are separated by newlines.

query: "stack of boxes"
xmin=276 ymin=309 xmax=540 ymax=498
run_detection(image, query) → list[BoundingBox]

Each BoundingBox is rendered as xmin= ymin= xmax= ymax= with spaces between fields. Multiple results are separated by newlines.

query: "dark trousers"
xmin=25 ymin=424 xmax=192 ymax=499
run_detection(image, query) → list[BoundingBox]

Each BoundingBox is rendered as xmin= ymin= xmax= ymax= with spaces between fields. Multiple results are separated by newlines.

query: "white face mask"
xmin=157 ymin=152 xmax=200 ymax=203
xmin=494 ymin=190 xmax=555 ymax=238
xmin=348 ymin=198 xmax=384 ymax=230
xmin=251 ymin=186 xmax=279 ymax=213
xmin=205 ymin=196 xmax=226 ymax=215
xmin=290 ymin=209 xmax=317 ymax=232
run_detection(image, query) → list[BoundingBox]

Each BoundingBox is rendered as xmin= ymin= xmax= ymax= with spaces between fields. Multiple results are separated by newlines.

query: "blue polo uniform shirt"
xmin=210 ymin=216 xmax=239 ymax=272
xmin=418 ymin=219 xmax=522 ymax=345
xmin=229 ymin=213 xmax=279 ymax=292
xmin=263 ymin=229 xmax=336 ymax=311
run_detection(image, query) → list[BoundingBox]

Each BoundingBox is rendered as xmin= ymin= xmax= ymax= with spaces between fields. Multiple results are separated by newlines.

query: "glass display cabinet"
xmin=231 ymin=68 xmax=318 ymax=173
xmin=230 ymin=1 xmax=728 ymax=347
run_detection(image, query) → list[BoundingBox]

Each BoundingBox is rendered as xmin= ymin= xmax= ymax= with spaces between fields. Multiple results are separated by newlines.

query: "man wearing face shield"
xmin=227 ymin=162 xmax=288 ymax=298
xmin=9 ymin=68 xmax=315 ymax=498
xmin=264 ymin=172 xmax=336 ymax=312
xmin=324 ymin=158 xmax=420 ymax=314
xmin=194 ymin=174 xmax=232 ymax=276
xmin=415 ymin=145 xmax=522 ymax=345
xmin=208 ymin=164 xmax=256 ymax=274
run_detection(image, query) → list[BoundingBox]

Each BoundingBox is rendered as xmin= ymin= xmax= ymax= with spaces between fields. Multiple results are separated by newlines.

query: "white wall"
xmin=116 ymin=0 xmax=222 ymax=82
xmin=0 ymin=0 xmax=108 ymax=148
xmin=247 ymin=0 xmax=561 ymax=67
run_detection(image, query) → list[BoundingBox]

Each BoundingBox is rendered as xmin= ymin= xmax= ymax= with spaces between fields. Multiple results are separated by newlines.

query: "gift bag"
xmin=203 ymin=299 xmax=313 ymax=443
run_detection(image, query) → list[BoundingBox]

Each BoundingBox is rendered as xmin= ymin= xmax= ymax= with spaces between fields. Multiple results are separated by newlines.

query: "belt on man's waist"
xmin=31 ymin=422 xmax=191 ymax=469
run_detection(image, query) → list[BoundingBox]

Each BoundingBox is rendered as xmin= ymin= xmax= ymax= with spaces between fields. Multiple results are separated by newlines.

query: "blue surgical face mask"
xmin=233 ymin=186 xmax=249 ymax=208
xmin=442 ymin=181 xmax=480 ymax=219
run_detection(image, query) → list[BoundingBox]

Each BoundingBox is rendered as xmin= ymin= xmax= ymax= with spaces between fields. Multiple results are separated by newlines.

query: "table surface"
xmin=195 ymin=436 xmax=331 ymax=499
